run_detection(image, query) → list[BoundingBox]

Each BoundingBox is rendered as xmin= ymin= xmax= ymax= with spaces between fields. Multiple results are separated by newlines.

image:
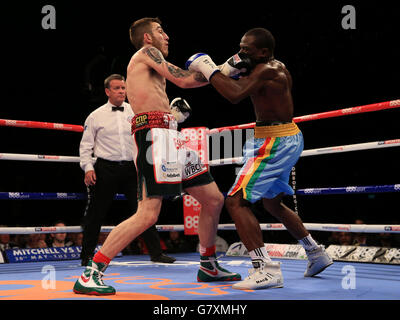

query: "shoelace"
xmin=244 ymin=268 xmax=257 ymax=280
xmin=246 ymin=267 xmax=276 ymax=279
xmin=85 ymin=266 xmax=106 ymax=285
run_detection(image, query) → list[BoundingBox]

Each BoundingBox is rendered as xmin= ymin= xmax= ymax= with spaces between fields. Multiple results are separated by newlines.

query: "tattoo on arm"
xmin=144 ymin=47 xmax=164 ymax=64
xmin=143 ymin=47 xmax=208 ymax=83
xmin=167 ymin=63 xmax=190 ymax=78
xmin=167 ymin=63 xmax=208 ymax=82
xmin=167 ymin=62 xmax=207 ymax=82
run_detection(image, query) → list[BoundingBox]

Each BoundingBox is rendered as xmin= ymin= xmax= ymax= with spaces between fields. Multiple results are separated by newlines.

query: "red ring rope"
xmin=0 ymin=99 xmax=398 ymax=133
xmin=207 ymin=99 xmax=399 ymax=134
xmin=0 ymin=119 xmax=84 ymax=132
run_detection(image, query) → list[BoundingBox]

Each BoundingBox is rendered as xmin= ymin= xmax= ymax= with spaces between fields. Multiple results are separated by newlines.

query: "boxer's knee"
xmin=225 ymin=191 xmax=249 ymax=218
xmin=135 ymin=197 xmax=162 ymax=228
xmin=188 ymin=182 xmax=224 ymax=211
xmin=208 ymin=191 xmax=224 ymax=210
xmin=225 ymin=196 xmax=238 ymax=213
xmin=262 ymin=193 xmax=286 ymax=218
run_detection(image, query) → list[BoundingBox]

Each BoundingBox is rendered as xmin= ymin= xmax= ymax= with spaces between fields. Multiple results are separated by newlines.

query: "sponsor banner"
xmin=326 ymin=245 xmax=400 ymax=264
xmin=346 ymin=246 xmax=382 ymax=262
xmin=325 ymin=245 xmax=357 ymax=260
xmin=6 ymin=246 xmax=84 ymax=263
xmin=183 ymin=195 xmax=200 ymax=235
xmin=227 ymin=243 xmax=400 ymax=264
xmin=4 ymin=245 xmax=122 ymax=263
xmin=382 ymin=248 xmax=400 ymax=263
xmin=265 ymin=244 xmax=307 ymax=260
xmin=226 ymin=242 xmax=307 ymax=260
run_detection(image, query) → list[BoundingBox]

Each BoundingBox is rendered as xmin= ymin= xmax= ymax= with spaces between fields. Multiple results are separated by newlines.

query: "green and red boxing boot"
xmin=73 ymin=260 xmax=115 ymax=295
xmin=197 ymin=251 xmax=241 ymax=282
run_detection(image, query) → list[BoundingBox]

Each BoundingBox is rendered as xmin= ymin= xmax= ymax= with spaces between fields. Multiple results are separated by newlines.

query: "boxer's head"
xmin=240 ymin=28 xmax=275 ymax=65
xmin=129 ymin=17 xmax=169 ymax=57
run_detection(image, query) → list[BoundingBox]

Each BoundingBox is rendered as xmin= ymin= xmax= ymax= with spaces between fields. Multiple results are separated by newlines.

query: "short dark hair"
xmin=104 ymin=74 xmax=125 ymax=89
xmin=245 ymin=28 xmax=275 ymax=53
xmin=129 ymin=17 xmax=162 ymax=50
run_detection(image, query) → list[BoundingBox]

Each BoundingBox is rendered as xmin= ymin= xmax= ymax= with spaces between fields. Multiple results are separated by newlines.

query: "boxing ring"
xmin=0 ymin=99 xmax=399 ymax=301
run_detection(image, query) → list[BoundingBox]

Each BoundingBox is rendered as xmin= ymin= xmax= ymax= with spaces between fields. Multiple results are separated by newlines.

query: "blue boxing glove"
xmin=219 ymin=52 xmax=254 ymax=79
xmin=170 ymin=97 xmax=192 ymax=123
xmin=185 ymin=53 xmax=220 ymax=81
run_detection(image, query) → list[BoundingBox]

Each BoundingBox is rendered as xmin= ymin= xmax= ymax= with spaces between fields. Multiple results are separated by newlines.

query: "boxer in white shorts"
xmin=131 ymin=110 xmax=213 ymax=201
xmin=73 ymin=17 xmax=240 ymax=296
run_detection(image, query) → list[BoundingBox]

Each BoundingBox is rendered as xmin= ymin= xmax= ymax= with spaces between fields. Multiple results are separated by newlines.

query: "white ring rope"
xmin=209 ymin=139 xmax=400 ymax=166
xmin=1 ymin=139 xmax=399 ymax=164
xmin=0 ymin=223 xmax=399 ymax=235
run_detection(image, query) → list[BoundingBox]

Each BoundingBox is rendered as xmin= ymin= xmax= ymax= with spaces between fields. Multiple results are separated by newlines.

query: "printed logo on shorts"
xmin=135 ymin=114 xmax=148 ymax=127
xmin=184 ymin=161 xmax=206 ymax=178
xmin=159 ymin=161 xmax=181 ymax=181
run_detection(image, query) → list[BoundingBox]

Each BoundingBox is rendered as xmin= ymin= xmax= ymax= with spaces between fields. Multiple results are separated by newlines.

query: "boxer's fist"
xmin=219 ymin=53 xmax=253 ymax=79
xmin=170 ymin=97 xmax=192 ymax=123
xmin=185 ymin=53 xmax=220 ymax=81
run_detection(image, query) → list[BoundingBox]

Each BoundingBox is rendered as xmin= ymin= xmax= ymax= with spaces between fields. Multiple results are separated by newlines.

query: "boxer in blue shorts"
xmin=187 ymin=27 xmax=333 ymax=290
xmin=228 ymin=122 xmax=303 ymax=202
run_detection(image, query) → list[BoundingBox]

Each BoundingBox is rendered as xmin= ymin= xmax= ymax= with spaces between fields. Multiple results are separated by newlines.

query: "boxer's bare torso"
xmin=126 ymin=22 xmax=207 ymax=114
xmin=209 ymin=32 xmax=294 ymax=124
xmin=126 ymin=47 xmax=170 ymax=114
xmin=249 ymin=59 xmax=294 ymax=123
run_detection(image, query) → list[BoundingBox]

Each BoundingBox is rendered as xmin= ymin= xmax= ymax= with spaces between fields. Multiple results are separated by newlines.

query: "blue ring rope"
xmin=0 ymin=184 xmax=398 ymax=200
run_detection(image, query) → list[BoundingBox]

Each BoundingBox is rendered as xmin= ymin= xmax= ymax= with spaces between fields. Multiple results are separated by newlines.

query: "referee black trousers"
xmin=80 ymin=158 xmax=163 ymax=261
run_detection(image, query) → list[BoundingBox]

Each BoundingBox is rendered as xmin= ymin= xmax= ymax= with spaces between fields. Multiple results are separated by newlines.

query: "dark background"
xmin=0 ymin=1 xmax=399 ymax=245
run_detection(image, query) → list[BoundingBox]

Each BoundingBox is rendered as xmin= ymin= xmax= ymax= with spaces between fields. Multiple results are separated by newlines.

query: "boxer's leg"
xmin=185 ymin=182 xmax=241 ymax=282
xmin=263 ymin=194 xmax=333 ymax=277
xmin=74 ymin=183 xmax=162 ymax=295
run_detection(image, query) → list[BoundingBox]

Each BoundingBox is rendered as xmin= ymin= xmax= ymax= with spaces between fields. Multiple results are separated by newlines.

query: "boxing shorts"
xmin=132 ymin=111 xmax=213 ymax=201
xmin=228 ymin=122 xmax=303 ymax=203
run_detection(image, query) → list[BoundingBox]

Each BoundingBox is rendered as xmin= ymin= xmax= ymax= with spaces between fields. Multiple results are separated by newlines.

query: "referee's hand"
xmin=84 ymin=170 xmax=97 ymax=186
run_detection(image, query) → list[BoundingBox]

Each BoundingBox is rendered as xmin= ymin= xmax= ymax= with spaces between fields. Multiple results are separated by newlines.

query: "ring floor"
xmin=0 ymin=252 xmax=398 ymax=300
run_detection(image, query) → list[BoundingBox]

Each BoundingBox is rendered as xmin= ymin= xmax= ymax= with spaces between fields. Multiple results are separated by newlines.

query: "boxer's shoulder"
xmin=139 ymin=45 xmax=165 ymax=64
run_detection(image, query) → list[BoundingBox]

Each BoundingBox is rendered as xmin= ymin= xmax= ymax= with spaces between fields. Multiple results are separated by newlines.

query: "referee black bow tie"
xmin=112 ymin=106 xmax=124 ymax=112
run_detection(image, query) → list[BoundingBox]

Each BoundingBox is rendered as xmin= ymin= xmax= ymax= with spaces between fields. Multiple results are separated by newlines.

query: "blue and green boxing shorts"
xmin=228 ymin=122 xmax=304 ymax=203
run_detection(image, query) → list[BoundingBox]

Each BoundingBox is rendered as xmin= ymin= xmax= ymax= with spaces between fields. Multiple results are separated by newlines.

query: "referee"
xmin=79 ymin=74 xmax=175 ymax=266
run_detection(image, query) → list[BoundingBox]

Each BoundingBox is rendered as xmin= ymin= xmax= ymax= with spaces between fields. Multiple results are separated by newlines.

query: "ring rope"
xmin=1 ymin=184 xmax=398 ymax=200
xmin=209 ymin=139 xmax=400 ymax=166
xmin=207 ymin=99 xmax=399 ymax=134
xmin=296 ymin=184 xmax=400 ymax=195
xmin=1 ymin=102 xmax=398 ymax=239
xmin=1 ymin=139 xmax=399 ymax=164
xmin=1 ymin=100 xmax=398 ymax=133
xmin=0 ymin=154 xmax=84 ymax=162
xmin=1 ymin=223 xmax=399 ymax=235
xmin=0 ymin=119 xmax=84 ymax=132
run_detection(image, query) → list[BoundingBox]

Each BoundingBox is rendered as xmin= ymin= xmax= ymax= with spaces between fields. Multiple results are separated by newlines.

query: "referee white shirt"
xmin=79 ymin=100 xmax=136 ymax=173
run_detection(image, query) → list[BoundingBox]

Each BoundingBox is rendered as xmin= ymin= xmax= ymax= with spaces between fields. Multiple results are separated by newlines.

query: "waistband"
xmin=131 ymin=111 xmax=177 ymax=134
xmin=97 ymin=158 xmax=133 ymax=166
xmin=254 ymin=122 xmax=300 ymax=138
